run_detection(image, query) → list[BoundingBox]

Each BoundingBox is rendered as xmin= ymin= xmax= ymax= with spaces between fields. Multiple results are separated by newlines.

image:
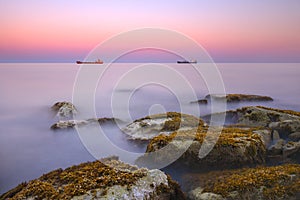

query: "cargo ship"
xmin=177 ymin=60 xmax=197 ymax=64
xmin=76 ymin=59 xmax=103 ymax=64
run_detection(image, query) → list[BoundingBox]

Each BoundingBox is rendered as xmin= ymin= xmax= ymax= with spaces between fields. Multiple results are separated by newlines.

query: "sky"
xmin=0 ymin=0 xmax=300 ymax=63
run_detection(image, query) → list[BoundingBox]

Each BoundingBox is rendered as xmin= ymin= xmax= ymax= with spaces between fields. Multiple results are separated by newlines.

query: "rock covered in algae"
xmin=235 ymin=106 xmax=300 ymax=129
xmin=137 ymin=127 xmax=266 ymax=170
xmin=204 ymin=106 xmax=300 ymax=164
xmin=205 ymin=94 xmax=273 ymax=103
xmin=206 ymin=106 xmax=300 ymax=141
xmin=182 ymin=164 xmax=300 ymax=200
xmin=51 ymin=101 xmax=77 ymax=119
xmin=1 ymin=158 xmax=185 ymax=200
xmin=122 ymin=112 xmax=204 ymax=140
xmin=206 ymin=106 xmax=300 ymax=126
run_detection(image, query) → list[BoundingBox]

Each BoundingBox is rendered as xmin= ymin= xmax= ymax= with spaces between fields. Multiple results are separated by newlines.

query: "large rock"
xmin=182 ymin=164 xmax=300 ymax=200
xmin=236 ymin=106 xmax=300 ymax=128
xmin=1 ymin=158 xmax=185 ymax=200
xmin=122 ymin=112 xmax=204 ymax=140
xmin=204 ymin=106 xmax=300 ymax=164
xmin=205 ymin=94 xmax=273 ymax=103
xmin=206 ymin=106 xmax=300 ymax=141
xmin=137 ymin=127 xmax=266 ymax=170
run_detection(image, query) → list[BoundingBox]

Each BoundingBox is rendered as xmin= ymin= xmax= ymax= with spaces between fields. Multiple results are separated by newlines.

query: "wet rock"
xmin=1 ymin=158 xmax=185 ymax=200
xmin=236 ymin=106 xmax=300 ymax=127
xmin=182 ymin=164 xmax=300 ymax=200
xmin=268 ymin=140 xmax=300 ymax=163
xmin=50 ymin=120 xmax=86 ymax=129
xmin=122 ymin=112 xmax=204 ymax=140
xmin=272 ymin=130 xmax=281 ymax=141
xmin=268 ymin=139 xmax=285 ymax=155
xmin=188 ymin=188 xmax=224 ymax=200
xmin=205 ymin=94 xmax=273 ymax=103
xmin=283 ymin=141 xmax=300 ymax=159
xmin=188 ymin=187 xmax=204 ymax=199
xmin=50 ymin=118 xmax=124 ymax=130
xmin=51 ymin=101 xmax=77 ymax=119
xmin=206 ymin=106 xmax=300 ymax=138
xmin=253 ymin=129 xmax=272 ymax=147
xmin=269 ymin=120 xmax=300 ymax=139
xmin=289 ymin=132 xmax=300 ymax=141
xmin=137 ymin=127 xmax=266 ymax=169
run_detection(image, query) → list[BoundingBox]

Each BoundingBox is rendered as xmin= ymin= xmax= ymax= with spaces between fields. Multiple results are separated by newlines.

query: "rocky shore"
xmin=2 ymin=101 xmax=300 ymax=199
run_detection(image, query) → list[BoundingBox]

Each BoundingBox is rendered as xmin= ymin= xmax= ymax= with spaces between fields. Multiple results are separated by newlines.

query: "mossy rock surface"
xmin=183 ymin=164 xmax=300 ymax=200
xmin=138 ymin=127 xmax=266 ymax=170
xmin=236 ymin=106 xmax=300 ymax=127
xmin=1 ymin=159 xmax=185 ymax=200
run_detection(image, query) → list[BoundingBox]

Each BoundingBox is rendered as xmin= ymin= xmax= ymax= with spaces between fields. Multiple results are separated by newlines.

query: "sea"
xmin=0 ymin=63 xmax=300 ymax=194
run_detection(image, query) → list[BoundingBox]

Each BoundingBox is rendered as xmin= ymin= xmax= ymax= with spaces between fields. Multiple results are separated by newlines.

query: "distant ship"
xmin=76 ymin=59 xmax=103 ymax=64
xmin=177 ymin=60 xmax=197 ymax=64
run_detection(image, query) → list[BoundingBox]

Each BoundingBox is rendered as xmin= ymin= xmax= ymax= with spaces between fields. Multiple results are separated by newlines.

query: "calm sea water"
xmin=0 ymin=63 xmax=300 ymax=194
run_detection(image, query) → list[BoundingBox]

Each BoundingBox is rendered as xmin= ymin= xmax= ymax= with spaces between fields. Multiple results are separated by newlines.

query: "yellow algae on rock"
xmin=1 ymin=159 xmax=185 ymax=200
xmin=183 ymin=164 xmax=300 ymax=200
xmin=140 ymin=127 xmax=266 ymax=169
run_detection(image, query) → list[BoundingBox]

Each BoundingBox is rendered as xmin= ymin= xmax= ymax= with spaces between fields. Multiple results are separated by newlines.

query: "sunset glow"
xmin=1 ymin=0 xmax=300 ymax=62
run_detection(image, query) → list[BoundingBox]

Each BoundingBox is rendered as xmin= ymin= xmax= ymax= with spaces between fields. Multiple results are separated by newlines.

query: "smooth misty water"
xmin=0 ymin=63 xmax=300 ymax=194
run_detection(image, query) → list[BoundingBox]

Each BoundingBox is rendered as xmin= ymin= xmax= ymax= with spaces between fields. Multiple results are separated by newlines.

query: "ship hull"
xmin=177 ymin=61 xmax=197 ymax=64
xmin=76 ymin=61 xmax=103 ymax=64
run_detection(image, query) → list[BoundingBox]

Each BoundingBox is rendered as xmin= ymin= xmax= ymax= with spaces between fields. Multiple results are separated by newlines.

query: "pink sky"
xmin=0 ymin=0 xmax=300 ymax=62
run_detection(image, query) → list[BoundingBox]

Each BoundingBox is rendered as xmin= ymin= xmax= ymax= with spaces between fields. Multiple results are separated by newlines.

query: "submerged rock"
xmin=50 ymin=118 xmax=124 ymax=130
xmin=205 ymin=94 xmax=273 ymax=103
xmin=182 ymin=164 xmax=300 ymax=200
xmin=137 ymin=127 xmax=266 ymax=170
xmin=51 ymin=101 xmax=77 ymax=119
xmin=1 ymin=158 xmax=185 ymax=200
xmin=122 ymin=112 xmax=204 ymax=140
